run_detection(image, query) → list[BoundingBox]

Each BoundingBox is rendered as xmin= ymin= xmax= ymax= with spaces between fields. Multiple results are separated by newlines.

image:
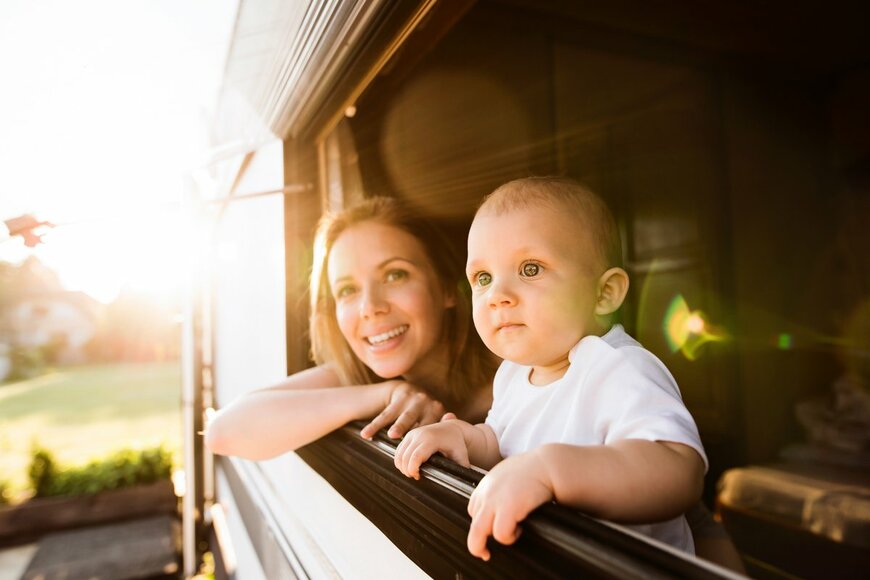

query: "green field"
xmin=0 ymin=362 xmax=182 ymax=498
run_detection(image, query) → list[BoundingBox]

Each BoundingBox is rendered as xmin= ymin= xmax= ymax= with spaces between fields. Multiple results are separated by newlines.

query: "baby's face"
xmin=466 ymin=205 xmax=605 ymax=374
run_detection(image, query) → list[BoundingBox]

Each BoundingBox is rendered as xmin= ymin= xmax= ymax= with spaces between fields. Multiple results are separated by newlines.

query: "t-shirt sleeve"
xmin=591 ymin=347 xmax=708 ymax=472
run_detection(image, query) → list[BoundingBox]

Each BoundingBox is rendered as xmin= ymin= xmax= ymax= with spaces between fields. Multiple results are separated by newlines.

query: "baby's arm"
xmin=466 ymin=440 xmax=704 ymax=560
xmin=394 ymin=418 xmax=501 ymax=479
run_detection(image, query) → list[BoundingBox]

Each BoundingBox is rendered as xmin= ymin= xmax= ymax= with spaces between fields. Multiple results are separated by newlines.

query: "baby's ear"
xmin=595 ymin=267 xmax=629 ymax=316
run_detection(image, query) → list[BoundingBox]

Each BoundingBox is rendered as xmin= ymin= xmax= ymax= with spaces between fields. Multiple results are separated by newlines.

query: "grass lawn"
xmin=0 ymin=361 xmax=182 ymax=498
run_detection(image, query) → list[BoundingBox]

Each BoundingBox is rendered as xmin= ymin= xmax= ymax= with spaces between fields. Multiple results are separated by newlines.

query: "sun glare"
xmin=11 ymin=205 xmax=208 ymax=307
xmin=0 ymin=0 xmax=237 ymax=307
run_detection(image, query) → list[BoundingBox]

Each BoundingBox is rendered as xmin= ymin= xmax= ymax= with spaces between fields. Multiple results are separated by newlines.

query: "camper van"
xmin=184 ymin=1 xmax=869 ymax=578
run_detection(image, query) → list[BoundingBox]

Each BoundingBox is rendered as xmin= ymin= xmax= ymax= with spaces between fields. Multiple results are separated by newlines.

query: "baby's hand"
xmin=394 ymin=420 xmax=470 ymax=479
xmin=466 ymin=451 xmax=554 ymax=561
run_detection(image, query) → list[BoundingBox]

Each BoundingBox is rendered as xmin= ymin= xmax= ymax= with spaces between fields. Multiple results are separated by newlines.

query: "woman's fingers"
xmin=420 ymin=407 xmax=444 ymax=428
xmin=388 ymin=409 xmax=420 ymax=438
xmin=360 ymin=405 xmax=398 ymax=439
xmin=366 ymin=382 xmax=447 ymax=439
xmin=411 ymin=398 xmax=444 ymax=431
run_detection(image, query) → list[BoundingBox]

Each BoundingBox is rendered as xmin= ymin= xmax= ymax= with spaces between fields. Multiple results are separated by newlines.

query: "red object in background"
xmin=3 ymin=214 xmax=55 ymax=247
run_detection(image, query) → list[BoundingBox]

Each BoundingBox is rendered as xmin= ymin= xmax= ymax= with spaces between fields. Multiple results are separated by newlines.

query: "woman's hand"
xmin=359 ymin=381 xmax=446 ymax=440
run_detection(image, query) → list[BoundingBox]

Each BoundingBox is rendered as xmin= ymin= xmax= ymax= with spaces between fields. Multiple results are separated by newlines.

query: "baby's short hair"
xmin=477 ymin=176 xmax=623 ymax=270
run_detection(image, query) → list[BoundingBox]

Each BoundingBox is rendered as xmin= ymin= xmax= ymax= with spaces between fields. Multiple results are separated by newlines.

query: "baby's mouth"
xmin=366 ymin=324 xmax=409 ymax=345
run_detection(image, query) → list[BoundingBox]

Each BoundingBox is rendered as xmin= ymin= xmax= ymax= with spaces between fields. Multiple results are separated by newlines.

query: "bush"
xmin=28 ymin=445 xmax=173 ymax=498
xmin=7 ymin=345 xmax=46 ymax=382
xmin=28 ymin=447 xmax=56 ymax=497
xmin=0 ymin=480 xmax=10 ymax=505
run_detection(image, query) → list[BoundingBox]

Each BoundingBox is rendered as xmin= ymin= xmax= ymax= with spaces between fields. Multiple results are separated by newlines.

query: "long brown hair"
xmin=309 ymin=196 xmax=495 ymax=405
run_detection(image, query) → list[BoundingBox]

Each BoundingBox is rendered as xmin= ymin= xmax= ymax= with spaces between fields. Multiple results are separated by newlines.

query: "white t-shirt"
xmin=485 ymin=324 xmax=707 ymax=553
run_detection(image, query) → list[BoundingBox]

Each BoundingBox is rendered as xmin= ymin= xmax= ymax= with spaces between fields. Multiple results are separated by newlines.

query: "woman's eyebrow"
xmin=331 ymin=257 xmax=416 ymax=285
xmin=377 ymin=256 xmax=415 ymax=268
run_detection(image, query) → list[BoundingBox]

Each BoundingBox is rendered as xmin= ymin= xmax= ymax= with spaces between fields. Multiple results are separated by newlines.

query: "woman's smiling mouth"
xmin=366 ymin=324 xmax=409 ymax=345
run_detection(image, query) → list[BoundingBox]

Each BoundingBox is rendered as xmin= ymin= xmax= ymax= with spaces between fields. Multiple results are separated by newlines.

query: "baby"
xmin=395 ymin=177 xmax=707 ymax=560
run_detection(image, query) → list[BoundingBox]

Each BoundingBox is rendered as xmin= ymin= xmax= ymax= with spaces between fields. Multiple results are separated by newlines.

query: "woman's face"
xmin=327 ymin=221 xmax=455 ymax=383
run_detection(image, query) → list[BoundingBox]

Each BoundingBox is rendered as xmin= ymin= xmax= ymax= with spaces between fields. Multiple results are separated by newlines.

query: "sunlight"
xmin=0 ymin=0 xmax=236 ymax=305
xmin=20 ymin=205 xmax=209 ymax=306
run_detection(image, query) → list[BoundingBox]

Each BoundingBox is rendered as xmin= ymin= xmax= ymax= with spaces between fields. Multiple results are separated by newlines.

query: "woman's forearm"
xmin=205 ymin=382 xmax=387 ymax=460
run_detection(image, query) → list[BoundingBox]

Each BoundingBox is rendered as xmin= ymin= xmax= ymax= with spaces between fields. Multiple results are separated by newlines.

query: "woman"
xmin=205 ymin=196 xmax=498 ymax=460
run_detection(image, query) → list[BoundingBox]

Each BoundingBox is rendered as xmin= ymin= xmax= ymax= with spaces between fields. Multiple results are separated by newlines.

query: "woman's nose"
xmin=360 ymin=285 xmax=389 ymax=318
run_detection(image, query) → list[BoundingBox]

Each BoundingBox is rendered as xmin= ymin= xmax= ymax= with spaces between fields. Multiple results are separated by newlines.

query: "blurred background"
xmin=0 ymin=0 xmax=236 ymax=566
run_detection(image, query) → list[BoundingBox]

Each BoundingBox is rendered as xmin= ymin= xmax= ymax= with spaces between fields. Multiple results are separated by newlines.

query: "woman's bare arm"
xmin=205 ymin=365 xmax=462 ymax=460
xmin=205 ymin=365 xmax=392 ymax=460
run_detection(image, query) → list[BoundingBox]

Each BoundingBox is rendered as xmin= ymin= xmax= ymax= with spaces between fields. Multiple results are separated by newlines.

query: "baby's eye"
xmin=521 ymin=262 xmax=541 ymax=277
xmin=334 ymin=285 xmax=357 ymax=299
xmin=384 ymin=269 xmax=408 ymax=283
xmin=474 ymin=272 xmax=492 ymax=287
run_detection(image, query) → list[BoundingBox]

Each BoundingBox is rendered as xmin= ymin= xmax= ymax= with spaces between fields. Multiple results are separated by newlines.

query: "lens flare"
xmin=664 ymin=294 xmax=729 ymax=360
xmin=687 ymin=314 xmax=705 ymax=334
xmin=664 ymin=295 xmax=691 ymax=353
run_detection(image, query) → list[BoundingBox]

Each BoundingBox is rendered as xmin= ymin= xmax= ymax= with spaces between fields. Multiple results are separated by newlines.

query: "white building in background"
xmin=7 ymin=290 xmax=102 ymax=364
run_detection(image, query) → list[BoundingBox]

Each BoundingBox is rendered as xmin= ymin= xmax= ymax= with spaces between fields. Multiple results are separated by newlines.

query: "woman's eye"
xmin=475 ymin=272 xmax=492 ymax=287
xmin=384 ymin=269 xmax=408 ymax=283
xmin=521 ymin=262 xmax=541 ymax=277
xmin=335 ymin=285 xmax=356 ymax=299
